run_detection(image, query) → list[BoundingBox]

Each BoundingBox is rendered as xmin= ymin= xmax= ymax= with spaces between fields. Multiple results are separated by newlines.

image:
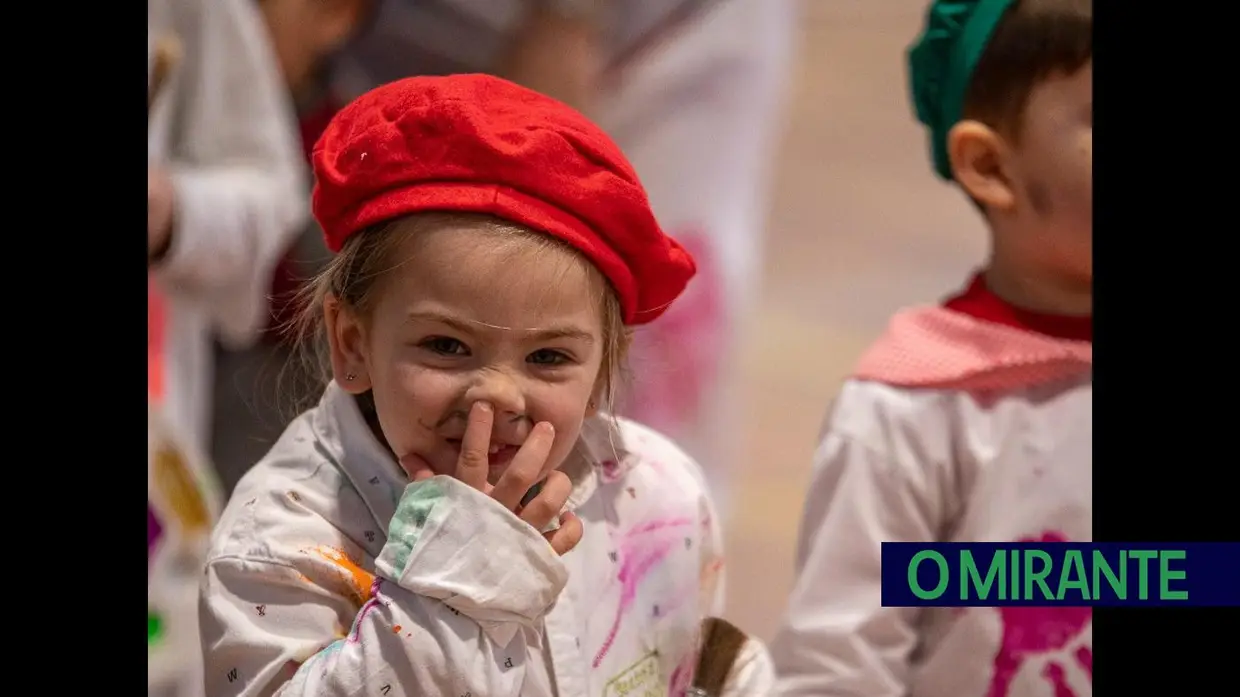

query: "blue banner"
xmin=880 ymin=542 xmax=1240 ymax=607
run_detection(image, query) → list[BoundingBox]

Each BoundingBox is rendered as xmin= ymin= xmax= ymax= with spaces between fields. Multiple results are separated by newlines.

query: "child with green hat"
xmin=770 ymin=2 xmax=1092 ymax=696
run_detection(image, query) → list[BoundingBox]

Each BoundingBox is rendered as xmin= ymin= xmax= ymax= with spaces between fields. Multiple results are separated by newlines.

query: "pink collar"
xmin=853 ymin=306 xmax=1092 ymax=391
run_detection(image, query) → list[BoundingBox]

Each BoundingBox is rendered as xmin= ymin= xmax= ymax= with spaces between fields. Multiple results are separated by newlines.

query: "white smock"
xmin=201 ymin=383 xmax=773 ymax=696
xmin=772 ymin=306 xmax=1093 ymax=697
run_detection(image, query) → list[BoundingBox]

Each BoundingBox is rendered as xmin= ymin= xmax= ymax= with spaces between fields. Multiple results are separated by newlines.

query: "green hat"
xmin=908 ymin=0 xmax=1017 ymax=180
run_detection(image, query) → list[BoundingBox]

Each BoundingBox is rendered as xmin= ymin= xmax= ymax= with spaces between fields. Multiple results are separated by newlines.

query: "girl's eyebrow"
xmin=529 ymin=327 xmax=596 ymax=345
xmin=406 ymin=310 xmax=476 ymax=335
xmin=406 ymin=310 xmax=595 ymax=344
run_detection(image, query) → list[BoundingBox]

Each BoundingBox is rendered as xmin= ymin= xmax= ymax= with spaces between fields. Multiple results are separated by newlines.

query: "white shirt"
xmin=771 ymin=306 xmax=1093 ymax=697
xmin=200 ymin=383 xmax=773 ymax=696
xmin=147 ymin=0 xmax=307 ymax=452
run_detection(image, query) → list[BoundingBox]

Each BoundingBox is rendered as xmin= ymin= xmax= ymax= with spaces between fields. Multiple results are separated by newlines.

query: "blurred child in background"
xmin=771 ymin=1 xmax=1092 ymax=696
xmin=210 ymin=0 xmax=377 ymax=492
xmin=148 ymin=0 xmax=306 ymax=693
xmin=148 ymin=0 xmax=306 ymax=455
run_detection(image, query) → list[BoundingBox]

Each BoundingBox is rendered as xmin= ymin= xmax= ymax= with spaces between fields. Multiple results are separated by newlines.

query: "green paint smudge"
xmin=148 ymin=610 xmax=163 ymax=645
xmin=381 ymin=479 xmax=445 ymax=574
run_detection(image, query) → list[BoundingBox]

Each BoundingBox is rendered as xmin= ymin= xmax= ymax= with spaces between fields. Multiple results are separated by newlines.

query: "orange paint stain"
xmin=392 ymin=625 xmax=402 ymax=633
xmin=310 ymin=546 xmax=377 ymax=605
xmin=152 ymin=441 xmax=211 ymax=535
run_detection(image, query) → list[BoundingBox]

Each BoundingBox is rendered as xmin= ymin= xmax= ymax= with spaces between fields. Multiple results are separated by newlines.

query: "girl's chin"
xmin=396 ymin=452 xmax=438 ymax=481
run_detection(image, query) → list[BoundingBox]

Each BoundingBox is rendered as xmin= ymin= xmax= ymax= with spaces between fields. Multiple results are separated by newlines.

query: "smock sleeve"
xmin=697 ymin=453 xmax=777 ymax=697
xmin=151 ymin=0 xmax=307 ymax=348
xmin=201 ymin=476 xmax=568 ymax=697
xmin=697 ymin=475 xmax=727 ymax=618
xmin=770 ymin=383 xmax=955 ymax=697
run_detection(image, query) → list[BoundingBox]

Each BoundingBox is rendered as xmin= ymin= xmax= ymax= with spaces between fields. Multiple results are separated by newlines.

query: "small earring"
xmin=345 ymin=373 xmax=356 ymax=382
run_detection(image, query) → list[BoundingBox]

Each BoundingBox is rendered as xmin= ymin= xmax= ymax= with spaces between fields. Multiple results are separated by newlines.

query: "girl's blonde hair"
xmin=285 ymin=212 xmax=632 ymax=414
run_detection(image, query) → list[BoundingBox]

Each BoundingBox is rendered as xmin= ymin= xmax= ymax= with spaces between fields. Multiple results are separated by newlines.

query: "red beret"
xmin=311 ymin=74 xmax=696 ymax=326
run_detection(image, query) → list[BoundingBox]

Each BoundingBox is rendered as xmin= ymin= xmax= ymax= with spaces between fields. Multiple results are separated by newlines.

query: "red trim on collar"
xmin=944 ymin=273 xmax=1092 ymax=343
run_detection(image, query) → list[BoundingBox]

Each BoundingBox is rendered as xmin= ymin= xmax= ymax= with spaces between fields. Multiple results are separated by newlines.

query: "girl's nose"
xmin=463 ymin=370 xmax=526 ymax=421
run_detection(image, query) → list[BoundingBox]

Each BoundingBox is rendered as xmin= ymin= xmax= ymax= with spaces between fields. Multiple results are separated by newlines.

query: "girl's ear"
xmin=324 ymin=293 xmax=374 ymax=394
xmin=586 ymin=375 xmax=610 ymax=417
xmin=588 ymin=328 xmax=632 ymax=417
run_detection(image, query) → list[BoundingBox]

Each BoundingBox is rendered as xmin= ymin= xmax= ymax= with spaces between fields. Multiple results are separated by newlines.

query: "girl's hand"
xmin=452 ymin=402 xmax=583 ymax=556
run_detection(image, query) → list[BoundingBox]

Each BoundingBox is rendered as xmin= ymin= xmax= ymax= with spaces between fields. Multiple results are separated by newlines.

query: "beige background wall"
xmin=723 ymin=0 xmax=988 ymax=639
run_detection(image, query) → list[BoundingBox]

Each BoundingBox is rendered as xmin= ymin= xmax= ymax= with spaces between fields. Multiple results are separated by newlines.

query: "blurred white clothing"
xmin=148 ymin=0 xmax=307 ymax=455
xmin=200 ymin=383 xmax=769 ymax=696
xmin=771 ymin=306 xmax=1093 ymax=697
xmin=148 ymin=0 xmax=306 ymax=694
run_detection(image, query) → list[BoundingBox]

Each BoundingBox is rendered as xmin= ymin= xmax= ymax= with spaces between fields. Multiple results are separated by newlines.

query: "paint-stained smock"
xmin=200 ymin=382 xmax=772 ymax=697
xmin=771 ymin=301 xmax=1093 ymax=697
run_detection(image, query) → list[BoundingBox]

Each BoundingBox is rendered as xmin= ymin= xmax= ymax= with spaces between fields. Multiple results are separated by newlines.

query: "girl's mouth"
xmin=486 ymin=444 xmax=517 ymax=468
xmin=446 ymin=440 xmax=518 ymax=469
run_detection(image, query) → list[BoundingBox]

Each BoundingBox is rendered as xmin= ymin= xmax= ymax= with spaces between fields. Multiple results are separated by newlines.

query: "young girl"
xmin=771 ymin=1 xmax=1092 ymax=696
xmin=329 ymin=0 xmax=796 ymax=515
xmin=199 ymin=73 xmax=772 ymax=696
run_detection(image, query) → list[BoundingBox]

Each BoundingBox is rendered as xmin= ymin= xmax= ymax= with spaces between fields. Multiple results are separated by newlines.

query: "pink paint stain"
xmin=667 ymin=652 xmax=697 ymax=696
xmin=986 ymin=532 xmax=1092 ymax=697
xmin=1073 ymin=645 xmax=1092 ymax=678
xmin=658 ymin=554 xmax=727 ymax=694
xmin=625 ymin=229 xmax=725 ymax=436
xmin=346 ymin=578 xmax=387 ymax=644
xmin=147 ymin=502 xmax=163 ymax=571
xmin=600 ymin=459 xmax=623 ymax=483
xmin=628 ymin=517 xmax=694 ymax=536
xmin=592 ymin=518 xmax=695 ymax=669
xmin=148 ymin=278 xmax=167 ymax=400
xmin=699 ymin=505 xmax=715 ymax=544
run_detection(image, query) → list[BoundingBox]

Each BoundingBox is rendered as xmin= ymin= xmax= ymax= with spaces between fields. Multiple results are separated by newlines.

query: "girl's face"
xmin=327 ymin=223 xmax=607 ymax=484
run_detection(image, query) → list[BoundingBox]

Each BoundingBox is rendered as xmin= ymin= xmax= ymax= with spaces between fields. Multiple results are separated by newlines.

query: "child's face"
xmin=1008 ymin=61 xmax=1093 ymax=281
xmin=329 ymin=224 xmax=607 ymax=485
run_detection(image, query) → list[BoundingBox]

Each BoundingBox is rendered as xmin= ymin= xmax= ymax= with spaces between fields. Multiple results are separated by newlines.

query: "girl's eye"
xmin=527 ymin=349 xmax=571 ymax=366
xmin=419 ymin=337 xmax=469 ymax=356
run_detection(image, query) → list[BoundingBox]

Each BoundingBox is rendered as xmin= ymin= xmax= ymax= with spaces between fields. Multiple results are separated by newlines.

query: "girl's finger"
xmin=456 ymin=402 xmax=493 ymax=491
xmin=490 ymin=422 xmax=554 ymax=510
xmin=398 ymin=452 xmax=435 ymax=482
xmin=544 ymin=511 xmax=583 ymax=556
xmin=518 ymin=470 xmax=572 ymax=530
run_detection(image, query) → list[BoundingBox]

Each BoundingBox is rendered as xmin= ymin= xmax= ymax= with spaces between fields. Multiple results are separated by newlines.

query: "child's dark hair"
xmin=963 ymin=0 xmax=1092 ymax=139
